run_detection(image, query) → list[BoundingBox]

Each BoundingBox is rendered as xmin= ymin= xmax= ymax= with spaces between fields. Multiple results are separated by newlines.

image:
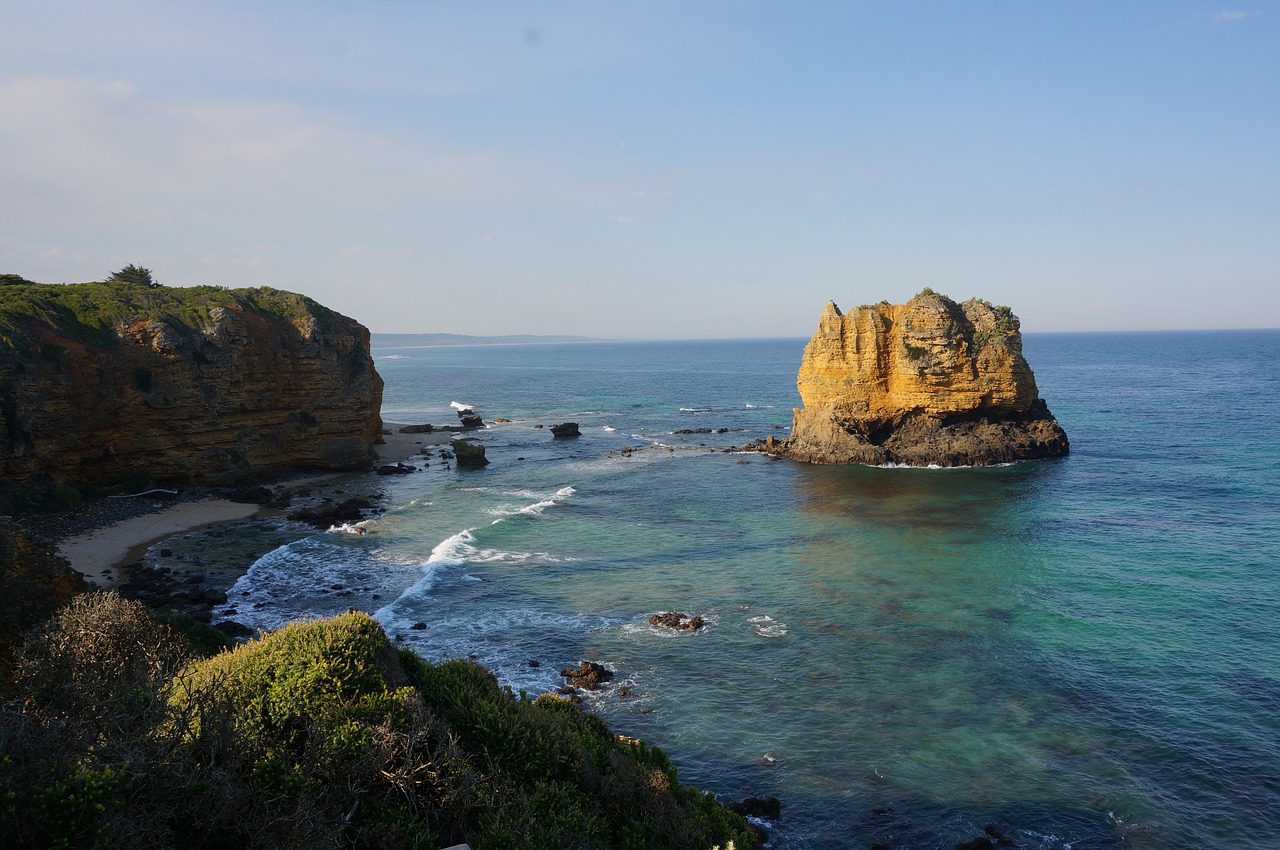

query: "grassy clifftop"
xmin=0 ymin=597 xmax=756 ymax=850
xmin=0 ymin=275 xmax=347 ymax=349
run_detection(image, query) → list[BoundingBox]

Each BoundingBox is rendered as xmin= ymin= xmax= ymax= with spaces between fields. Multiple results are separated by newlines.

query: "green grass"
xmin=0 ymin=278 xmax=346 ymax=350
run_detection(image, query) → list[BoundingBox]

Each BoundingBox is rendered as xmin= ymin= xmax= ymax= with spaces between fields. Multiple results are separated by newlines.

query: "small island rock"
xmin=772 ymin=291 xmax=1068 ymax=467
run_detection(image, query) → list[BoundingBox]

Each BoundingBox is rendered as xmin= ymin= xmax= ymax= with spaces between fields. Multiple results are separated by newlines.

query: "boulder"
xmin=226 ymin=485 xmax=274 ymax=504
xmin=727 ymin=796 xmax=782 ymax=820
xmin=648 ymin=612 xmax=705 ymax=631
xmin=451 ymin=439 xmax=489 ymax=467
xmin=287 ymin=496 xmax=375 ymax=528
xmin=550 ymin=422 xmax=581 ymax=438
xmin=561 ymin=660 xmax=613 ymax=690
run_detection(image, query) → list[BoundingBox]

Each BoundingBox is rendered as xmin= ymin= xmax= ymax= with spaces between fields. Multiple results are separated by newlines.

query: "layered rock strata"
xmin=0 ymin=281 xmax=383 ymax=491
xmin=776 ymin=291 xmax=1068 ymax=467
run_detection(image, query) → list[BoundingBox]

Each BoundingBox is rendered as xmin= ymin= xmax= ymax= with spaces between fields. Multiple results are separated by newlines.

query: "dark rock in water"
xmin=727 ymin=796 xmax=782 ymax=820
xmin=561 ymin=660 xmax=613 ymax=690
xmin=550 ymin=422 xmax=581 ymax=438
xmin=410 ymin=622 xmax=427 ymax=631
xmin=214 ymin=620 xmax=254 ymax=639
xmin=674 ymin=428 xmax=714 ymax=434
xmin=375 ymin=462 xmax=415 ymax=475
xmin=451 ymin=439 xmax=489 ymax=467
xmin=458 ymin=414 xmax=485 ymax=428
xmin=227 ymin=485 xmax=274 ymax=504
xmin=398 ymin=423 xmax=434 ymax=433
xmin=533 ymin=424 xmax=544 ymax=429
xmin=288 ymin=496 xmax=374 ymax=528
xmin=954 ymin=824 xmax=1015 ymax=850
xmin=649 ymin=612 xmax=705 ymax=631
xmin=527 ymin=659 xmax=541 ymax=668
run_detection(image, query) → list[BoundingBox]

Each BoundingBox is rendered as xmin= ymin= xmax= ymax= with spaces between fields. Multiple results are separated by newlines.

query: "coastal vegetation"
xmin=0 ymin=592 xmax=758 ymax=850
xmin=0 ymin=272 xmax=343 ymax=349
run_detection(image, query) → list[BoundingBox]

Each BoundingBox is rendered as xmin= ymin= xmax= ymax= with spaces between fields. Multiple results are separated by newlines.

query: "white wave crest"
xmin=748 ymin=614 xmax=789 ymax=638
xmin=485 ymin=486 xmax=576 ymax=519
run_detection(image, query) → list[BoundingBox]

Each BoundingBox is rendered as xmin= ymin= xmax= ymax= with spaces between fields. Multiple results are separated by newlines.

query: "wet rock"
xmin=561 ymin=660 xmax=613 ymax=690
xmin=215 ymin=620 xmax=254 ymax=639
xmin=550 ymin=422 xmax=581 ymax=438
xmin=287 ymin=496 xmax=375 ymax=528
xmin=954 ymin=825 xmax=1015 ymax=850
xmin=451 ymin=439 xmax=489 ymax=467
xmin=398 ymin=423 xmax=434 ymax=433
xmin=227 ymin=485 xmax=274 ymax=504
xmin=411 ymin=622 xmax=427 ymax=630
xmin=376 ymin=462 xmax=416 ymax=475
xmin=727 ymin=796 xmax=782 ymax=820
xmin=648 ymin=612 xmax=705 ymax=631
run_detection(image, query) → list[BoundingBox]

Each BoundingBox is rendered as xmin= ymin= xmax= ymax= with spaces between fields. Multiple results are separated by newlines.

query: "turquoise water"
xmin=217 ymin=331 xmax=1280 ymax=849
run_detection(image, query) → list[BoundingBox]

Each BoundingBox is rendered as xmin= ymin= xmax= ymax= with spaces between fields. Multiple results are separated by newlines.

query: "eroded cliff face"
xmin=0 ymin=283 xmax=383 ymax=491
xmin=779 ymin=291 xmax=1068 ymax=466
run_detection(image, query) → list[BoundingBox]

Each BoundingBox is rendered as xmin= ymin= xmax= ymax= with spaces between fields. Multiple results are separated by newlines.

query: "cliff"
xmin=0 ymin=278 xmax=383 ymax=492
xmin=777 ymin=290 xmax=1068 ymax=466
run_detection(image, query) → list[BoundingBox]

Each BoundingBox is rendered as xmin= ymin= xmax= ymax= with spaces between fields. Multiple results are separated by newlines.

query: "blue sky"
xmin=2 ymin=2 xmax=1276 ymax=337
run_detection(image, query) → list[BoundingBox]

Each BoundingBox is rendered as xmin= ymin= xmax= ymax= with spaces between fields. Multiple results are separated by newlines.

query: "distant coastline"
xmin=371 ymin=332 xmax=608 ymax=348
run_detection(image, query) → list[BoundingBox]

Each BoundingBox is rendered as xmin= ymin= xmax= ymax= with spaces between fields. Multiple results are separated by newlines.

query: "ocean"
xmin=204 ymin=330 xmax=1280 ymax=849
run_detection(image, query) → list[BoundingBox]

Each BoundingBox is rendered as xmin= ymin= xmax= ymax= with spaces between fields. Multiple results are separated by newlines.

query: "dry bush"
xmin=15 ymin=590 xmax=191 ymax=729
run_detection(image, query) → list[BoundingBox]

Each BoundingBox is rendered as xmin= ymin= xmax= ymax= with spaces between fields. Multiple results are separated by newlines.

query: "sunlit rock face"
xmin=0 ymin=285 xmax=383 ymax=490
xmin=780 ymin=291 xmax=1068 ymax=467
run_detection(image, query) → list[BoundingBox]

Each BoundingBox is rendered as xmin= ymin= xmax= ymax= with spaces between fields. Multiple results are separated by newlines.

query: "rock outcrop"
xmin=775 ymin=291 xmax=1068 ymax=467
xmin=0 ymin=280 xmax=383 ymax=491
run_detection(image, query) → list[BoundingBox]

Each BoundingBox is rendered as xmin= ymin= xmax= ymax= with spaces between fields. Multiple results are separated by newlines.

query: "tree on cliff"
xmin=107 ymin=264 xmax=161 ymax=288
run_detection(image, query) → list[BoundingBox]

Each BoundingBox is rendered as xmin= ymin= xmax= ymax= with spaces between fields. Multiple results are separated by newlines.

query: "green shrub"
xmin=2 ymin=603 xmax=756 ymax=850
xmin=46 ymin=485 xmax=83 ymax=511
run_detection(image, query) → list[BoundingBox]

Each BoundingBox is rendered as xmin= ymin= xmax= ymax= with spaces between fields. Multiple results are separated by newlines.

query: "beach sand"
xmin=59 ymin=500 xmax=263 ymax=588
xmin=58 ymin=424 xmax=461 ymax=587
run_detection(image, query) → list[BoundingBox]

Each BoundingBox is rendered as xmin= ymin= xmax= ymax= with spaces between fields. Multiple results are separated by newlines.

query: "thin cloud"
xmin=1213 ymin=10 xmax=1255 ymax=22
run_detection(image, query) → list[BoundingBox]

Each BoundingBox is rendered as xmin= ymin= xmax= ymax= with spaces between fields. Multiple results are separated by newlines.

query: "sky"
xmin=2 ymin=2 xmax=1277 ymax=338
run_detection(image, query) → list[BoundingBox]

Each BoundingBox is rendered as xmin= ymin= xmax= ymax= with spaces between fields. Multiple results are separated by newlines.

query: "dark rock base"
xmin=773 ymin=399 xmax=1069 ymax=467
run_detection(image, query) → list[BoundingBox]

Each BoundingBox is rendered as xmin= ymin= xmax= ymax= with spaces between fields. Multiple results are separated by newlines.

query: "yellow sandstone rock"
xmin=780 ymin=290 xmax=1068 ymax=466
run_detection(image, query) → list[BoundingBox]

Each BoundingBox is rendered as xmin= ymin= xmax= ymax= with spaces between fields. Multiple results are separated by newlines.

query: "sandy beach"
xmin=56 ymin=424 xmax=462 ymax=587
xmin=59 ymin=499 xmax=264 ymax=588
